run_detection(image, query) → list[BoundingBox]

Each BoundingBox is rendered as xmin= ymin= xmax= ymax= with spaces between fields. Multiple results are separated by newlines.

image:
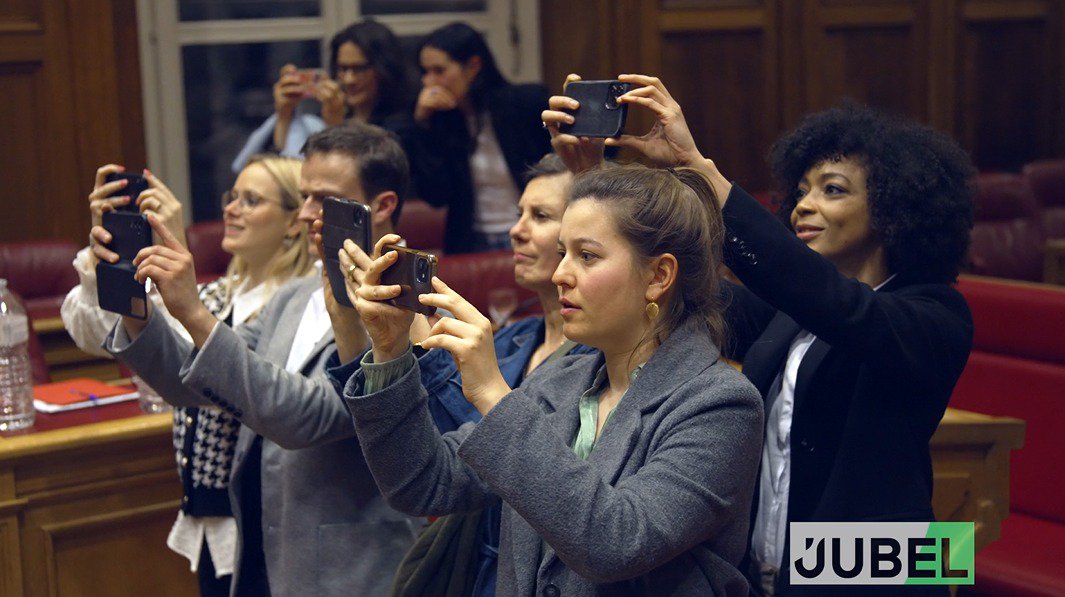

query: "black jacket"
xmin=721 ymin=186 xmax=972 ymax=595
xmin=409 ymin=83 xmax=551 ymax=253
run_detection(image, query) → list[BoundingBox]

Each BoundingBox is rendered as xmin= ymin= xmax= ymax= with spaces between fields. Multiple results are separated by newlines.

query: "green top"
xmin=572 ymin=363 xmax=644 ymax=460
xmin=360 ymin=345 xmax=644 ymax=461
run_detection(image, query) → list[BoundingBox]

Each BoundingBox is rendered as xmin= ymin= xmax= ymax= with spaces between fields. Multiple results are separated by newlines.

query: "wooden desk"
xmin=0 ymin=400 xmax=1022 ymax=595
xmin=0 ymin=403 xmax=197 ymax=596
xmin=931 ymin=407 xmax=1025 ymax=552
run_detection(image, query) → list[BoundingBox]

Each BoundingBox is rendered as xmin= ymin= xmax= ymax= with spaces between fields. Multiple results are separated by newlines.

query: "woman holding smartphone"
xmin=61 ymin=155 xmax=313 ymax=596
xmin=233 ymin=19 xmax=414 ymax=172
xmin=409 ymin=22 xmax=551 ymax=253
xmin=547 ymin=75 xmax=975 ymax=595
xmin=336 ymin=164 xmax=763 ymax=595
xmin=331 ymin=154 xmax=595 ymax=597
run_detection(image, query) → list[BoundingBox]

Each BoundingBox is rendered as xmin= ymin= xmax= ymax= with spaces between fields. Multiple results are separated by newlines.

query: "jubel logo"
xmin=790 ymin=522 xmax=975 ymax=585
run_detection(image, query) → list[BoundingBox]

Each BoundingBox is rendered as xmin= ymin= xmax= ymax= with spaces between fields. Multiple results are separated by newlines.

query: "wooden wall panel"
xmin=801 ymin=1 xmax=928 ymax=118
xmin=809 ymin=25 xmax=924 ymax=116
xmin=661 ymin=30 xmax=778 ymax=191
xmin=541 ymin=0 xmax=1065 ymax=187
xmin=0 ymin=65 xmax=51 ymax=239
xmin=0 ymin=0 xmax=144 ymax=245
xmin=957 ymin=3 xmax=1058 ymax=171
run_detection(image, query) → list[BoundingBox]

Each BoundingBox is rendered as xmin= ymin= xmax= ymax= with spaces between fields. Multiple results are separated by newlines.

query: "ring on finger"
xmin=346 ymin=263 xmax=358 ymax=282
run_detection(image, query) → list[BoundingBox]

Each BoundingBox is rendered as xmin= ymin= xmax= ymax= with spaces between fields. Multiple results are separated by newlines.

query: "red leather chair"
xmin=1022 ymin=159 xmax=1065 ymax=239
xmin=968 ymin=173 xmax=1045 ymax=282
xmin=396 ymin=199 xmax=447 ymax=255
xmin=436 ymin=250 xmax=539 ymax=321
xmin=185 ymin=220 xmax=229 ymax=284
xmin=0 ymin=240 xmax=80 ymax=322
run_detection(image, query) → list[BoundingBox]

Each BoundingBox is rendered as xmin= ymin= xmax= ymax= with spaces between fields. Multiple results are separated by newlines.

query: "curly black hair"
xmin=769 ymin=101 xmax=976 ymax=283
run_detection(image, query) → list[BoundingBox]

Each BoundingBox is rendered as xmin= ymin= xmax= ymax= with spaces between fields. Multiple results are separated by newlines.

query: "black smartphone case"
xmin=322 ymin=197 xmax=372 ymax=308
xmin=380 ymin=246 xmax=438 ymax=316
xmin=97 ymin=211 xmax=151 ymax=319
xmin=559 ymin=80 xmax=631 ymax=138
xmin=104 ymin=172 xmax=149 ymax=213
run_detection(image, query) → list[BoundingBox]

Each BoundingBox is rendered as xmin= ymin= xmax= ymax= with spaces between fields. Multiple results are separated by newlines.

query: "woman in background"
xmin=233 ymin=19 xmax=414 ymax=172
xmin=61 ymin=155 xmax=312 ymax=596
xmin=410 ymin=22 xmax=551 ymax=253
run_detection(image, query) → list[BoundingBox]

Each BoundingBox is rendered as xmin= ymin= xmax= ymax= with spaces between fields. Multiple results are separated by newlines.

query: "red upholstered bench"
xmin=396 ymin=199 xmax=446 ymax=256
xmin=0 ymin=239 xmax=80 ymax=325
xmin=951 ymin=275 xmax=1065 ymax=596
xmin=435 ymin=250 xmax=539 ymax=321
xmin=185 ymin=220 xmax=229 ymax=284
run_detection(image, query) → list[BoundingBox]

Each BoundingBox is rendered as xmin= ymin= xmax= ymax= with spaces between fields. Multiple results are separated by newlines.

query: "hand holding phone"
xmin=296 ymin=68 xmax=327 ymax=99
xmin=104 ymin=172 xmax=149 ymax=213
xmin=380 ymin=245 xmax=438 ymax=316
xmin=559 ymin=80 xmax=631 ymax=138
xmin=96 ymin=210 xmax=152 ymax=319
xmin=322 ymin=197 xmax=372 ymax=308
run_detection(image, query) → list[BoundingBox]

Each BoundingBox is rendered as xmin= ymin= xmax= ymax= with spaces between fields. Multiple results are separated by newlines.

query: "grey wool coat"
xmin=106 ymin=276 xmax=417 ymax=596
xmin=345 ymin=317 xmax=764 ymax=596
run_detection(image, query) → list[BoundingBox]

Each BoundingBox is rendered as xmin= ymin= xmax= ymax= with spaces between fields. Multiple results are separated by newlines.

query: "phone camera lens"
xmin=605 ymin=83 xmax=625 ymax=110
xmin=353 ymin=209 xmax=364 ymax=225
xmin=416 ymin=258 xmax=429 ymax=282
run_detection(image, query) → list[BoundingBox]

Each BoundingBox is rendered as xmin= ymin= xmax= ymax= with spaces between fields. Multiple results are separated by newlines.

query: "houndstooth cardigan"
xmin=171 ymin=277 xmax=242 ymax=516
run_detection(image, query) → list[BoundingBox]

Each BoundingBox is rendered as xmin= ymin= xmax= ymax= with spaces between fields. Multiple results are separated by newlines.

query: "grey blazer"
xmin=106 ymin=276 xmax=417 ymax=596
xmin=345 ymin=318 xmax=764 ymax=596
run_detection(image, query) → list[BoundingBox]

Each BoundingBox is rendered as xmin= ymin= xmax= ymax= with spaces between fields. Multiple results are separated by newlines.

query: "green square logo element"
xmin=905 ymin=522 xmax=975 ymax=586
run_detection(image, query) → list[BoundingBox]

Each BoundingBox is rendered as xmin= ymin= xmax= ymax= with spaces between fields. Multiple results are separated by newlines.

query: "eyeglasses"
xmin=335 ymin=62 xmax=374 ymax=77
xmin=220 ymin=190 xmax=283 ymax=213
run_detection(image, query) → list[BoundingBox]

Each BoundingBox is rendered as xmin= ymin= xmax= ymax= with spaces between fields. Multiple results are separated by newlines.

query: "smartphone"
xmin=104 ymin=172 xmax=149 ymax=213
xmin=296 ymin=68 xmax=327 ymax=99
xmin=559 ymin=80 xmax=632 ymax=138
xmin=96 ymin=210 xmax=152 ymax=319
xmin=322 ymin=196 xmax=372 ymax=308
xmin=380 ymin=245 xmax=438 ymax=316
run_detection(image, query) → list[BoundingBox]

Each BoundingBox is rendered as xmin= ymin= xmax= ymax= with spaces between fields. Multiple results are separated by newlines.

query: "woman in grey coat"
xmin=340 ymin=165 xmax=764 ymax=595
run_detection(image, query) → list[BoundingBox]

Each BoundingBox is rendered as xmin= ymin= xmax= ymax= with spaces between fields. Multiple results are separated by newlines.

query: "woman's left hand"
xmin=418 ymin=277 xmax=511 ymax=415
xmin=607 ymin=74 xmax=703 ymax=169
xmin=317 ymin=78 xmax=347 ymax=126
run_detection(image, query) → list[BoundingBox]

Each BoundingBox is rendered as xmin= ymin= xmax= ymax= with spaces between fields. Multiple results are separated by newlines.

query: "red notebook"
xmin=34 ymin=378 xmax=138 ymax=413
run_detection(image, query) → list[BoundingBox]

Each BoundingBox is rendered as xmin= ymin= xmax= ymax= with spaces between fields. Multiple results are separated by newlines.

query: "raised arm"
xmin=721 ymin=185 xmax=972 ymax=385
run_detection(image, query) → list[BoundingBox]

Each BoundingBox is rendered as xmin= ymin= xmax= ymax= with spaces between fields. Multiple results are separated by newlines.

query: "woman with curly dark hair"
xmin=545 ymin=76 xmax=976 ymax=596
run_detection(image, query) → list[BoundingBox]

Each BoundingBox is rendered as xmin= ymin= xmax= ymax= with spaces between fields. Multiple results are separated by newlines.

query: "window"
xmin=137 ymin=0 xmax=541 ymax=222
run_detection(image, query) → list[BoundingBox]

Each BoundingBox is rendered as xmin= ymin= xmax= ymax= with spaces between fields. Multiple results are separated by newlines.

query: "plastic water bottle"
xmin=0 ymin=279 xmax=35 ymax=431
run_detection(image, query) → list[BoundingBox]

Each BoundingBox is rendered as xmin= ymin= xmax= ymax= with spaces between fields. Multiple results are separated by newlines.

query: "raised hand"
xmin=417 ymin=277 xmax=511 ymax=415
xmin=137 ymin=170 xmax=187 ymax=248
xmin=313 ymin=217 xmax=370 ymax=363
xmin=606 ymin=74 xmax=703 ymax=168
xmin=316 ymin=78 xmax=347 ymax=126
xmin=541 ymin=74 xmax=607 ymax=174
xmin=414 ymin=85 xmax=458 ymax=125
xmin=273 ymin=64 xmax=304 ymax=121
xmin=87 ymin=164 xmax=132 ymax=266
xmin=133 ymin=213 xmax=216 ymax=346
xmin=352 ymin=234 xmax=417 ymax=363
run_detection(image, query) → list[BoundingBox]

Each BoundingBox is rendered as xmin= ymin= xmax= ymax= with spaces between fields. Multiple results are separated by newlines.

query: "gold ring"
xmin=346 ymin=263 xmax=358 ymax=281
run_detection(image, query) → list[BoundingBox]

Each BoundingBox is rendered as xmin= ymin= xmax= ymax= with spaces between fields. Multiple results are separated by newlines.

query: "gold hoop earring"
xmin=645 ymin=301 xmax=659 ymax=321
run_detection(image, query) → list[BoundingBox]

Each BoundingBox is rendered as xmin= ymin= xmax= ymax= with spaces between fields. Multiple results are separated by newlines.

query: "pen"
xmin=68 ymin=389 xmax=100 ymax=402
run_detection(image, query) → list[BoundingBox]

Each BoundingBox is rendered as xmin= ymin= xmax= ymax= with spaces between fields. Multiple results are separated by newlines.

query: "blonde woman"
xmin=61 ymin=155 xmax=312 ymax=596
